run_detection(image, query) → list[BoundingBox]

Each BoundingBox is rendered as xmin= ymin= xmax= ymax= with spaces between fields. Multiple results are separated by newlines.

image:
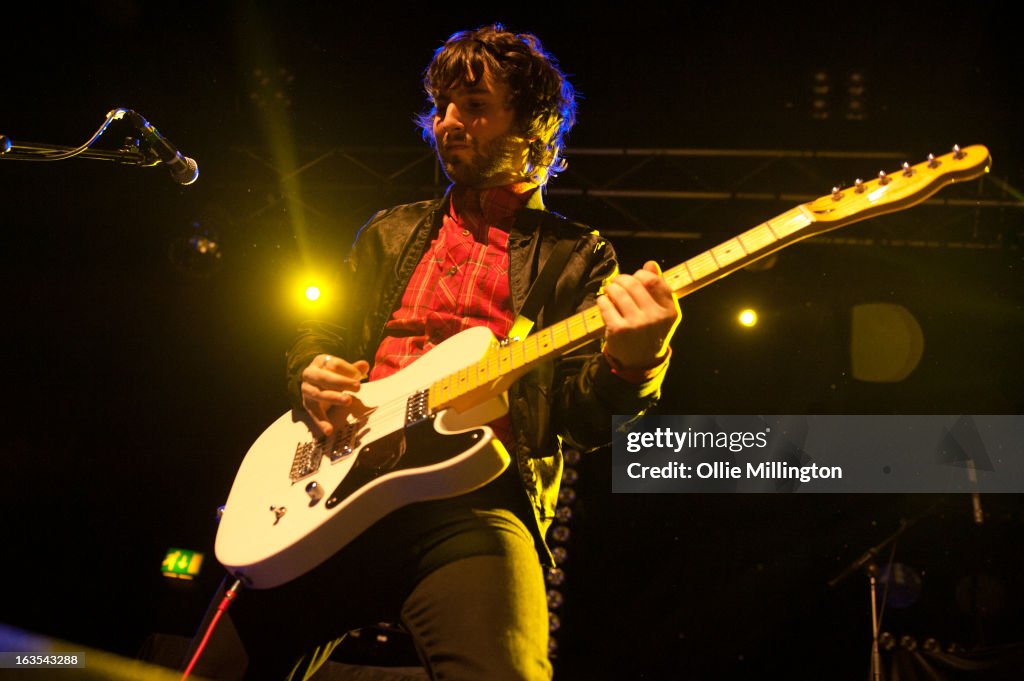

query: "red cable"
xmin=182 ymin=579 xmax=242 ymax=680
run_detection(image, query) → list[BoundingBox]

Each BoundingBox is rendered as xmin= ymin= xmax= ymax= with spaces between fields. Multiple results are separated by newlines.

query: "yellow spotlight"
xmin=305 ymin=285 xmax=322 ymax=302
xmin=738 ymin=308 xmax=758 ymax=328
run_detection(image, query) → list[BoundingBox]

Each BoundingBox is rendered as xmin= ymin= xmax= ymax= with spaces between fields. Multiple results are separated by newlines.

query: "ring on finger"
xmin=321 ymin=355 xmax=332 ymax=368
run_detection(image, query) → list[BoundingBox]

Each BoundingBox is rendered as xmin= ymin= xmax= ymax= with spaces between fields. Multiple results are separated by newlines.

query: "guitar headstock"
xmin=804 ymin=144 xmax=991 ymax=228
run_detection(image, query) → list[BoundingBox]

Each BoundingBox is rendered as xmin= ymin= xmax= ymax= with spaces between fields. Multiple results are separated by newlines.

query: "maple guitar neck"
xmin=430 ymin=144 xmax=992 ymax=414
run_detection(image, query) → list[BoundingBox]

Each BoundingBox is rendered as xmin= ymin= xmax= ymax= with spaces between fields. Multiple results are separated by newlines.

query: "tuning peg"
xmin=902 ymin=162 xmax=914 ymax=177
xmin=854 ymin=178 xmax=865 ymax=193
xmin=952 ymin=144 xmax=965 ymax=160
xmin=878 ymin=171 xmax=891 ymax=186
xmin=927 ymin=153 xmax=940 ymax=169
xmin=831 ymin=186 xmax=844 ymax=200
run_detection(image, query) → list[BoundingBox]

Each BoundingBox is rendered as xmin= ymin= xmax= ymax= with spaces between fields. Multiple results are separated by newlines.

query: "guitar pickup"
xmin=327 ymin=422 xmax=357 ymax=463
xmin=406 ymin=389 xmax=430 ymax=425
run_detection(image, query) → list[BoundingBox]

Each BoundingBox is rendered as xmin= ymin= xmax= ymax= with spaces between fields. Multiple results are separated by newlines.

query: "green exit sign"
xmin=162 ymin=548 xmax=205 ymax=580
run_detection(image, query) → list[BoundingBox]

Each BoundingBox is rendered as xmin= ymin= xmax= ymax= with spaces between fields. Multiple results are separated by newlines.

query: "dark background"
xmin=1 ymin=3 xmax=1022 ymax=679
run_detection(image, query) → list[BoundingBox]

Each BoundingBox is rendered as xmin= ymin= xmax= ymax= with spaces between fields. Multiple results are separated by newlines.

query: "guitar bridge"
xmin=290 ymin=441 xmax=321 ymax=482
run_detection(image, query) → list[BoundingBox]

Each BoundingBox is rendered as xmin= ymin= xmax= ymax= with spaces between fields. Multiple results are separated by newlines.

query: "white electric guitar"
xmin=216 ymin=145 xmax=991 ymax=588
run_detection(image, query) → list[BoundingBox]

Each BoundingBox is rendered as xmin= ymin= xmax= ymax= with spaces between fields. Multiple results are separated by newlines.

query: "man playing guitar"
xmin=202 ymin=24 xmax=679 ymax=680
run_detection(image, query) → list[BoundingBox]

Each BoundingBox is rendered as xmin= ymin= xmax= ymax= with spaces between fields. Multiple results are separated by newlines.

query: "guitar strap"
xmin=507 ymin=238 xmax=577 ymax=341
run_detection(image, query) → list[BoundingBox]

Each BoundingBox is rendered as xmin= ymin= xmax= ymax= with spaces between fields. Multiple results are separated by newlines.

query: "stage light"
xmin=738 ymin=309 xmax=758 ymax=328
xmin=545 ymin=567 xmax=566 ymax=586
xmin=845 ymin=71 xmax=867 ymax=121
xmin=293 ymin=275 xmax=327 ymax=308
xmin=249 ymin=67 xmax=295 ymax=111
xmin=811 ymin=70 xmax=831 ymax=120
xmin=879 ymin=562 xmax=923 ymax=608
xmin=168 ymin=220 xmax=223 ymax=278
xmin=284 ymin=269 xmax=336 ymax=315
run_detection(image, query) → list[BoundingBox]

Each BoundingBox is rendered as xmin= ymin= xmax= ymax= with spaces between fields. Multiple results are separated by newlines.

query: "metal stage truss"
xmin=227 ymin=145 xmax=1023 ymax=252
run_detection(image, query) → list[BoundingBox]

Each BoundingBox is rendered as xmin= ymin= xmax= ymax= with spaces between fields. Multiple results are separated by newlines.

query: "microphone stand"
xmin=0 ymin=135 xmax=153 ymax=165
xmin=0 ymin=108 xmax=158 ymax=168
xmin=828 ymin=501 xmax=944 ymax=681
xmin=828 ymin=522 xmax=908 ymax=681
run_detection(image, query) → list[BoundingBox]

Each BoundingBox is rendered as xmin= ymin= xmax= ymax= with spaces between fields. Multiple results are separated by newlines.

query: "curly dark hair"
xmin=416 ymin=24 xmax=577 ymax=184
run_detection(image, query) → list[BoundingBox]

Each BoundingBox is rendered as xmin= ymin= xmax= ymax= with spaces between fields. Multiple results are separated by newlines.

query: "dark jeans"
xmin=189 ymin=505 xmax=552 ymax=681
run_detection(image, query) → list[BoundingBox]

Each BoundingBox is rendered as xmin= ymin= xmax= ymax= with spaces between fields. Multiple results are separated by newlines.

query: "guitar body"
xmin=215 ymin=326 xmax=512 ymax=589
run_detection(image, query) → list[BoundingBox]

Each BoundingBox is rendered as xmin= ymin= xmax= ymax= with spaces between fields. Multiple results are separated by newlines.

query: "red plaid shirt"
xmin=370 ymin=185 xmax=538 ymax=442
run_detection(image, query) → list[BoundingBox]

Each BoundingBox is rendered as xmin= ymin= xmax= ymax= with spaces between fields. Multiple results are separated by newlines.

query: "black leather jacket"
xmin=286 ymin=195 xmax=667 ymax=560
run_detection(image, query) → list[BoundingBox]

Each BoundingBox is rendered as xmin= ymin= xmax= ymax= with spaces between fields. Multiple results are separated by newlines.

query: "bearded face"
xmin=432 ymin=72 xmax=532 ymax=188
xmin=437 ymin=130 xmax=530 ymax=187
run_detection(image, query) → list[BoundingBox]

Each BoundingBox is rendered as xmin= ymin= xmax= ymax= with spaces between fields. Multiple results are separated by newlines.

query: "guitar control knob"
xmin=878 ymin=171 xmax=891 ymax=186
xmin=306 ymin=481 xmax=324 ymax=504
xmin=854 ymin=179 xmax=865 ymax=193
xmin=952 ymin=144 xmax=965 ymax=160
xmin=902 ymin=162 xmax=914 ymax=177
xmin=927 ymin=153 xmax=940 ymax=169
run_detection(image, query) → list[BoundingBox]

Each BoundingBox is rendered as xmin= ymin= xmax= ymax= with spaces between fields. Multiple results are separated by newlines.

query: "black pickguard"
xmin=324 ymin=417 xmax=485 ymax=509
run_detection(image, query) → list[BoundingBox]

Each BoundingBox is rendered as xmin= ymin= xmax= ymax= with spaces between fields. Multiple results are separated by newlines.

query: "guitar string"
xmin=313 ymin=149 xmax=983 ymax=456
xmin=333 ymin=298 xmax=617 ymax=440
xmin=331 ymin=223 xmax=777 ymax=438
xmin=317 ymin=148 xmax=974 ymax=450
xmin=329 ymin=207 xmax=829 ymax=443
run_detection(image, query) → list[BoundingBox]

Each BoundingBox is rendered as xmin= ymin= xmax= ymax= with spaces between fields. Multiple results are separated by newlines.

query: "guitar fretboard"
xmin=661 ymin=206 xmax=812 ymax=297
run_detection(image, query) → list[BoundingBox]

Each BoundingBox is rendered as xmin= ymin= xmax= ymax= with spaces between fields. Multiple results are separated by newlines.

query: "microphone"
xmin=125 ymin=111 xmax=199 ymax=185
